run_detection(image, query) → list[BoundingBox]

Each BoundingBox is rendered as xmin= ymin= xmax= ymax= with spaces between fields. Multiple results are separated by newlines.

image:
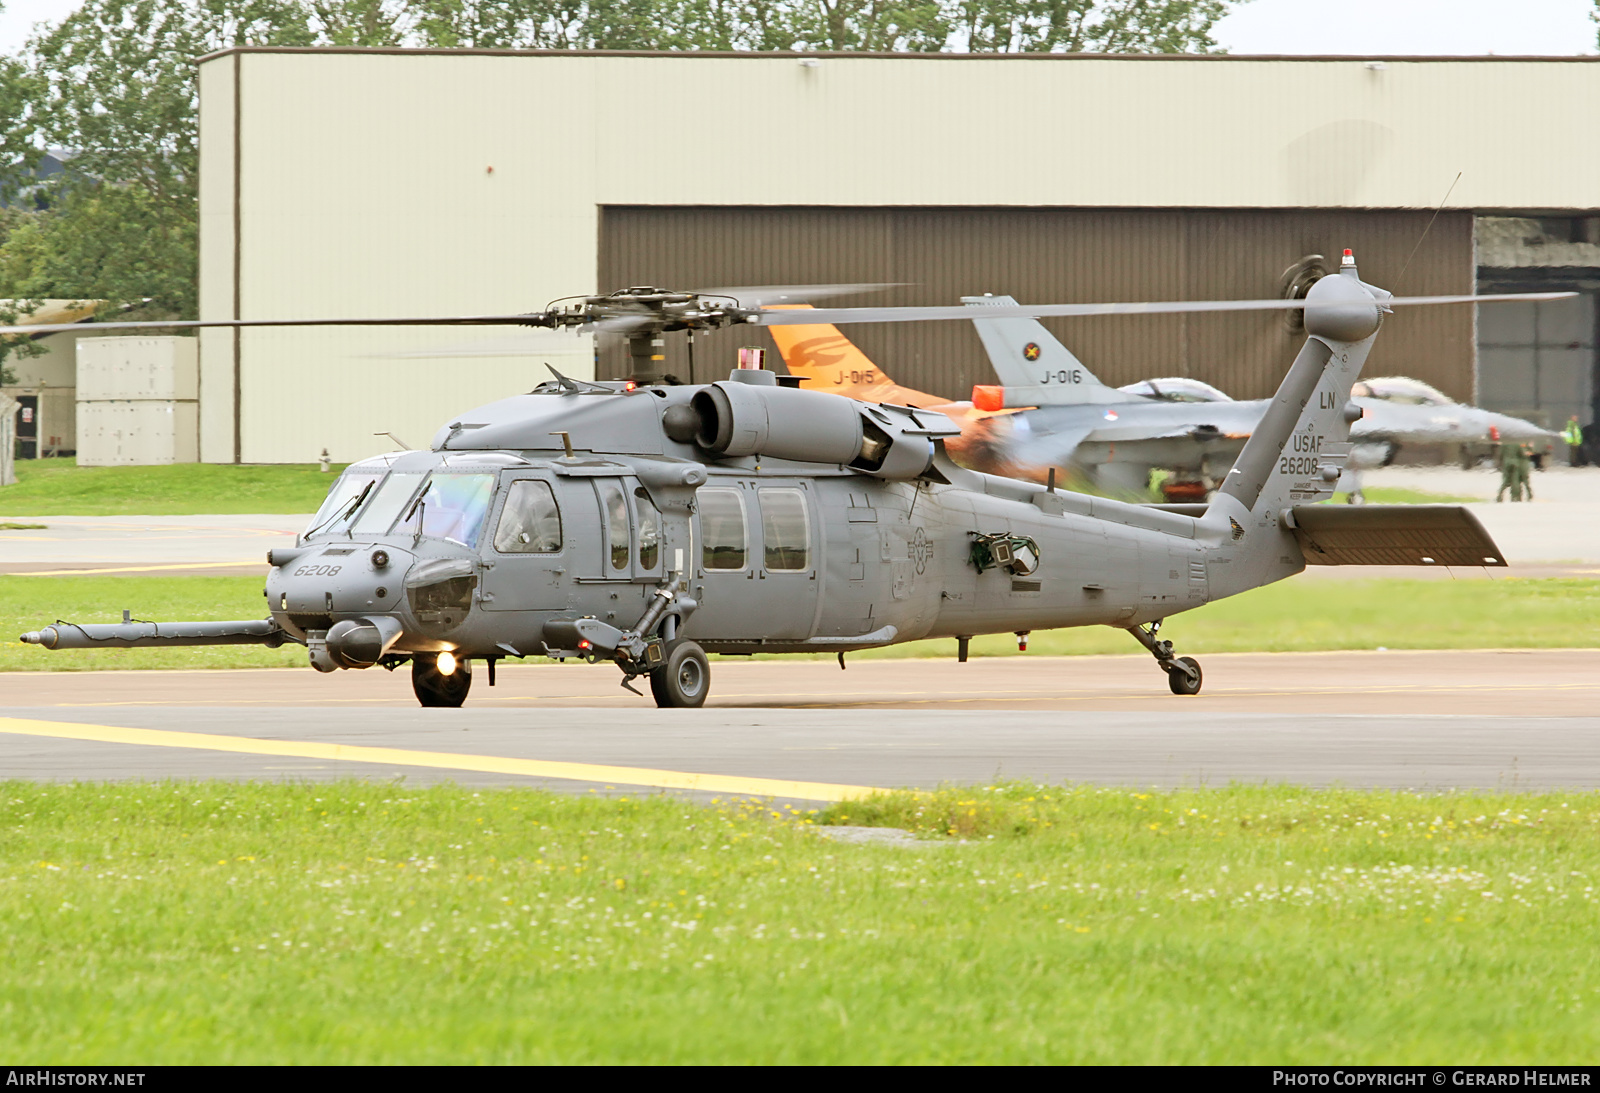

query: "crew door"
xmin=747 ymin=481 xmax=821 ymax=640
xmin=683 ymin=479 xmax=820 ymax=643
xmin=480 ymin=473 xmax=568 ymax=612
xmin=685 ymin=481 xmax=751 ymax=640
xmin=589 ymin=475 xmax=686 ymax=631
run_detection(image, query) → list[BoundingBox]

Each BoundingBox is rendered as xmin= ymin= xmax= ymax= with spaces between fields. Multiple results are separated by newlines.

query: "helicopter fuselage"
xmin=20 ymin=264 xmax=1517 ymax=706
xmin=264 ymin=380 xmax=1228 ymax=673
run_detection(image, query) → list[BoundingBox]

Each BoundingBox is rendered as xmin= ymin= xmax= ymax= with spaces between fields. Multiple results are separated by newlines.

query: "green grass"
xmin=1 ymin=576 xmax=303 ymax=671
xmin=0 ymin=458 xmax=344 ymax=515
xmin=1 ymin=780 xmax=1596 ymax=1063
xmin=861 ymin=574 xmax=1600 ymax=660
xmin=1332 ymin=487 xmax=1481 ymax=504
xmin=6 ymin=574 xmax=1600 ymax=672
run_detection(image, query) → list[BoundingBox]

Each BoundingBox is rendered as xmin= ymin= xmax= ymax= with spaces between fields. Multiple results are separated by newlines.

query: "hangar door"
xmin=598 ymin=207 xmax=1475 ymax=403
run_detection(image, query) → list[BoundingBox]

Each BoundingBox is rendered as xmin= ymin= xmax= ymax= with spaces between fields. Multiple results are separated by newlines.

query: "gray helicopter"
xmin=16 ymin=260 xmax=1557 ymax=706
xmin=965 ymin=295 xmax=1557 ymax=498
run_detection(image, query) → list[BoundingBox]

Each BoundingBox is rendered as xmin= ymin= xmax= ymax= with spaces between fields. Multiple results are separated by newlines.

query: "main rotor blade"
xmin=0 ymin=291 xmax=1570 ymax=338
xmin=0 ymin=313 xmax=555 ymax=336
xmin=694 ymin=283 xmax=905 ymax=308
xmin=754 ymin=292 xmax=1576 ymax=326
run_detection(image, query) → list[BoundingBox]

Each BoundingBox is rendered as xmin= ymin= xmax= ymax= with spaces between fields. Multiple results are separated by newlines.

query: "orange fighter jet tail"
xmin=766 ymin=304 xmax=1029 ymax=477
xmin=765 ymin=304 xmax=963 ymax=412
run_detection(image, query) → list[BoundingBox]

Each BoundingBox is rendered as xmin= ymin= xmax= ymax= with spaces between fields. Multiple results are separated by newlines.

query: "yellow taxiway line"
xmin=0 ymin=716 xmax=878 ymax=802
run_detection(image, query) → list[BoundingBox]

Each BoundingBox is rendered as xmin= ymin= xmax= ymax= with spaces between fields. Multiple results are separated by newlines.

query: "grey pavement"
xmin=0 ymin=514 xmax=307 ymax=573
xmin=1355 ymin=466 xmax=1600 ymax=565
xmin=3 ymin=706 xmax=1595 ymax=795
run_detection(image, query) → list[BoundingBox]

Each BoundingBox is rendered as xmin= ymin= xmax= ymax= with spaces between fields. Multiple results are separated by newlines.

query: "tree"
xmin=0 ymin=0 xmax=1241 ymax=348
xmin=955 ymin=0 xmax=1228 ymax=54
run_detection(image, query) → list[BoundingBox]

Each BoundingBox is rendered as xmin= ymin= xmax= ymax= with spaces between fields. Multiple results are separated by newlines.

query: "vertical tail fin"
xmin=765 ymin=304 xmax=961 ymax=410
xmin=1215 ymin=252 xmax=1390 ymax=518
xmin=962 ymin=294 xmax=1121 ymax=406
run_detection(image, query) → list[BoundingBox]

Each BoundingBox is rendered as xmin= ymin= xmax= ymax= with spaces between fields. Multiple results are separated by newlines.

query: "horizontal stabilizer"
xmin=1287 ymin=505 xmax=1506 ymax=567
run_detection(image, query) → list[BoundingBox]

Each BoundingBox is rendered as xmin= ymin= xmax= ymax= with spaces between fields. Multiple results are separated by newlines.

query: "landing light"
xmin=437 ymin=651 xmax=458 ymax=675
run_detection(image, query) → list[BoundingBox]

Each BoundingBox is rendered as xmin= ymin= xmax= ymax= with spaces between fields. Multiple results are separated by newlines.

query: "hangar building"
xmin=195 ymin=49 xmax=1600 ymax=464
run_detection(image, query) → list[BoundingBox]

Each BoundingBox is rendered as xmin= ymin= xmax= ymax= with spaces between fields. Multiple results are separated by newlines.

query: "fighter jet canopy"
xmin=1118 ymin=377 xmax=1235 ymax=404
xmin=1352 ymin=377 xmax=1453 ymax=406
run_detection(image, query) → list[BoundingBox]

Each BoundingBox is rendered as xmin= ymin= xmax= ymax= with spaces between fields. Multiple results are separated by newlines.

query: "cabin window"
xmin=493 ymin=480 xmax=562 ymax=553
xmin=599 ymin=482 xmax=629 ymax=571
xmin=635 ymin=488 xmax=661 ymax=571
xmin=699 ymin=488 xmax=746 ymax=571
xmin=759 ymin=488 xmax=809 ymax=572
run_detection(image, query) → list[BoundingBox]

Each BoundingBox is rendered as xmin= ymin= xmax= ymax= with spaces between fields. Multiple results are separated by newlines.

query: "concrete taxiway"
xmin=2 ymin=651 xmax=1596 ymax=797
xmin=0 ymin=514 xmax=305 ymax=576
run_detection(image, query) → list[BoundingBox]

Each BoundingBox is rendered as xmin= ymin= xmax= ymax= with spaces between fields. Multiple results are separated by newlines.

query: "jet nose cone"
xmin=1485 ymin=412 xmax=1556 ymax=440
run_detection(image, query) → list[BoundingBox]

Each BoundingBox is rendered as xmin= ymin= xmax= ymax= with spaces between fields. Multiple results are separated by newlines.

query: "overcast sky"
xmin=1214 ymin=0 xmax=1596 ymax=56
xmin=0 ymin=0 xmax=1594 ymax=57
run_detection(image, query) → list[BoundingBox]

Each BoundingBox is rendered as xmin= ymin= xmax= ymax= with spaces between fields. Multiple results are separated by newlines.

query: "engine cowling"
xmin=688 ymin=381 xmax=956 ymax=479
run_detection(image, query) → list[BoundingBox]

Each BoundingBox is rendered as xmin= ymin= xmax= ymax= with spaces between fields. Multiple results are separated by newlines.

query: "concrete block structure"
xmin=75 ymin=337 xmax=200 ymax=465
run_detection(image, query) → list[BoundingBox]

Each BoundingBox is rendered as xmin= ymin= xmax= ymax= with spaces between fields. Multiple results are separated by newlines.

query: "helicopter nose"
xmin=266 ymin=545 xmax=412 ymax=618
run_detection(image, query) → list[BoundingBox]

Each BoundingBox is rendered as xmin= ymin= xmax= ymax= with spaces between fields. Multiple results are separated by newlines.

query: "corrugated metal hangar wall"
xmin=598 ymin=206 xmax=1474 ymax=401
xmin=196 ymin=49 xmax=1600 ymax=463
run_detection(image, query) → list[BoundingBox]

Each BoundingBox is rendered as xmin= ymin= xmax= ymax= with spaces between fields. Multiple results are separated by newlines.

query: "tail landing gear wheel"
xmin=1167 ymin=656 xmax=1202 ymax=696
xmin=650 ymin=639 xmax=709 ymax=708
xmin=413 ymin=653 xmax=472 ymax=707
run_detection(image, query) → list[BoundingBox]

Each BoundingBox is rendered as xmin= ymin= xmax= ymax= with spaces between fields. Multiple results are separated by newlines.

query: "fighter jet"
xmin=770 ymin=298 xmax=1556 ymax=501
xmin=770 ymin=302 xmax=1259 ymax=499
xmin=966 ymin=295 xmax=1557 ymax=491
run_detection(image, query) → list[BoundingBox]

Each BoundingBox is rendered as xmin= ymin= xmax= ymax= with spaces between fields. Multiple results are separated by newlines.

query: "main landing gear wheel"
xmin=1166 ymin=656 xmax=1202 ymax=696
xmin=650 ymin=639 xmax=710 ymax=709
xmin=413 ymin=653 xmax=472 ymax=707
xmin=1127 ymin=621 xmax=1203 ymax=697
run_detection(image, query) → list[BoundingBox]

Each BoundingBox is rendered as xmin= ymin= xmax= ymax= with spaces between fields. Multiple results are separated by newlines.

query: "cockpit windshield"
xmin=1352 ymin=377 xmax=1453 ymax=406
xmin=350 ymin=472 xmax=427 ymax=536
xmin=392 ymin=473 xmax=497 ymax=548
xmin=304 ymin=469 xmax=386 ymax=539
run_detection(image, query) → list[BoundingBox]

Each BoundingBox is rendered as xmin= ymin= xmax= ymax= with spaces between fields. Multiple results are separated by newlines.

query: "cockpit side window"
xmin=494 ymin=480 xmax=562 ymax=553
